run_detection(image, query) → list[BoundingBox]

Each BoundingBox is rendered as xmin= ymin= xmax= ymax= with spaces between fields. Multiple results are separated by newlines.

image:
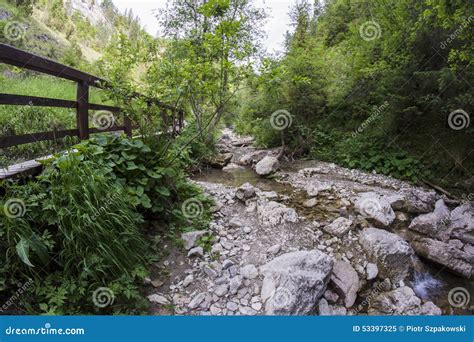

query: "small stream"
xmin=193 ymin=165 xmax=473 ymax=315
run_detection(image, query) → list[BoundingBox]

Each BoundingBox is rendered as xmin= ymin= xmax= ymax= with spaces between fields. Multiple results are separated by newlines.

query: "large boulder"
xmin=410 ymin=237 xmax=473 ymax=278
xmin=330 ymin=261 xmax=360 ymax=308
xmin=448 ymin=203 xmax=474 ymax=245
xmin=396 ymin=188 xmax=438 ymax=214
xmin=408 ymin=199 xmax=451 ymax=241
xmin=260 ymin=250 xmax=334 ymax=315
xmin=359 ymin=228 xmax=414 ymax=282
xmin=257 ymin=201 xmax=299 ymax=227
xmin=323 ymin=217 xmax=354 ymax=237
xmin=354 ymin=192 xmax=396 ymax=227
xmin=255 ymin=156 xmax=280 ymax=176
xmin=369 ymin=286 xmax=441 ymax=315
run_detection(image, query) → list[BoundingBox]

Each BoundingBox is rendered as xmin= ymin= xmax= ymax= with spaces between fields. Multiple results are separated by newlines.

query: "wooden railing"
xmin=0 ymin=44 xmax=184 ymax=149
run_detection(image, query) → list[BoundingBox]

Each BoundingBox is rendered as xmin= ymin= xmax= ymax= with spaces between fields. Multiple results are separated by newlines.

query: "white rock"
xmin=147 ymin=294 xmax=170 ymax=305
xmin=241 ymin=264 xmax=259 ymax=280
xmin=255 ymin=156 xmax=280 ymax=176
xmin=267 ymin=244 xmax=281 ymax=255
xmin=366 ymin=263 xmax=378 ymax=280
xmin=188 ymin=247 xmax=204 ymax=258
xmin=260 ymin=250 xmax=334 ymax=315
xmin=323 ymin=217 xmax=353 ymax=237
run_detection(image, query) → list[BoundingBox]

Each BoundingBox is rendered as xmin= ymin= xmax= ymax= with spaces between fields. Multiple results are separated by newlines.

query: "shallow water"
xmin=193 ymin=165 xmax=473 ymax=315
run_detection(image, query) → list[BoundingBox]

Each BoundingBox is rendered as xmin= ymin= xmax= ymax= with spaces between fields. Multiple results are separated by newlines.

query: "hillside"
xmin=0 ymin=0 xmax=145 ymax=65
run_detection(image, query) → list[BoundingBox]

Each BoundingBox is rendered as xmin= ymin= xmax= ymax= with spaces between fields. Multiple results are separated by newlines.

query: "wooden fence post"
xmin=124 ymin=115 xmax=132 ymax=138
xmin=76 ymin=81 xmax=89 ymax=140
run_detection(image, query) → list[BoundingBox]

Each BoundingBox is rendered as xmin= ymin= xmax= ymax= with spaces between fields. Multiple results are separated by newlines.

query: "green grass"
xmin=0 ymin=73 xmax=117 ymax=167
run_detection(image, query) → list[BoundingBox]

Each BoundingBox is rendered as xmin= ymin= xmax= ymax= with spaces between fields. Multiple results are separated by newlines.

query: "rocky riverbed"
xmin=146 ymin=129 xmax=473 ymax=316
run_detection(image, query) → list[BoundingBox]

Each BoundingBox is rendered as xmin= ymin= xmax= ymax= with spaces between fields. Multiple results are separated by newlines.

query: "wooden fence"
xmin=0 ymin=43 xmax=184 ymax=149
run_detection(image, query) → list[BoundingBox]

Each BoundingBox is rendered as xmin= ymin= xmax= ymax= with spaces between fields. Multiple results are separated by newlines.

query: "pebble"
xmin=240 ymin=264 xmax=259 ymax=279
xmin=239 ymin=306 xmax=257 ymax=316
xmin=251 ymin=302 xmax=263 ymax=311
xmin=214 ymin=284 xmax=229 ymax=297
xmin=267 ymin=244 xmax=281 ymax=255
xmin=188 ymin=292 xmax=206 ymax=309
xmin=226 ymin=301 xmax=239 ymax=311
xmin=243 ymin=226 xmax=252 ymax=234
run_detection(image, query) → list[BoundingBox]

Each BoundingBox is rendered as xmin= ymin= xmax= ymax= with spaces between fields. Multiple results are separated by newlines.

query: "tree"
xmin=152 ymin=0 xmax=267 ymax=139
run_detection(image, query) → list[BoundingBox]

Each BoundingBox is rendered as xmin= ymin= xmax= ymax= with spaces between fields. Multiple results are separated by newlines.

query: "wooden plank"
xmin=90 ymin=126 xmax=126 ymax=134
xmin=0 ymin=158 xmax=46 ymax=179
xmin=0 ymin=44 xmax=108 ymax=86
xmin=88 ymin=103 xmax=121 ymax=112
xmin=76 ymin=82 xmax=89 ymax=140
xmin=0 ymin=94 xmax=77 ymax=108
xmin=0 ymin=129 xmax=78 ymax=148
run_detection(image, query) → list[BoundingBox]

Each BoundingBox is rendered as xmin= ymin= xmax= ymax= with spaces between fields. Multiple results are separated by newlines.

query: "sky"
xmin=112 ymin=0 xmax=294 ymax=54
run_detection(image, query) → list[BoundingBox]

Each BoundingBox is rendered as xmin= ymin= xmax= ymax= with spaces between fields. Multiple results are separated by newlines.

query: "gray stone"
xmin=255 ymin=156 xmax=280 ymax=176
xmin=202 ymin=264 xmax=219 ymax=279
xmin=229 ymin=275 xmax=243 ymax=295
xmin=409 ymin=199 xmax=451 ymax=241
xmin=260 ymin=250 xmax=334 ymax=315
xmin=359 ymin=228 xmax=414 ymax=282
xmin=267 ymin=244 xmax=282 ymax=255
xmin=188 ymin=247 xmax=204 ymax=258
xmin=222 ymin=259 xmax=234 ymax=270
xmin=188 ymin=292 xmax=207 ymax=310
xmin=257 ymin=201 xmax=299 ymax=227
xmin=354 ymin=192 xmax=396 ymax=227
xmin=449 ymin=203 xmax=474 ymax=245
xmin=330 ymin=261 xmax=360 ymax=308
xmin=323 ymin=217 xmax=353 ymax=237
xmin=324 ymin=290 xmax=339 ymax=304
xmin=239 ymin=306 xmax=257 ymax=316
xmin=226 ymin=301 xmax=239 ymax=311
xmin=369 ymin=286 xmax=441 ymax=315
xmin=410 ymin=237 xmax=473 ymax=278
xmin=214 ymin=284 xmax=229 ymax=297
xmin=241 ymin=264 xmax=259 ymax=280
xmin=235 ymin=183 xmax=257 ymax=201
xmin=318 ymin=298 xmax=347 ymax=316
xmin=303 ymin=198 xmax=318 ymax=208
xmin=183 ymin=275 xmax=194 ymax=287
xmin=182 ymin=231 xmax=208 ymax=250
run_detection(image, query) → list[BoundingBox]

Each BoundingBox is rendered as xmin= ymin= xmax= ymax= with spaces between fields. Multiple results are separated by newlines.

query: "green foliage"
xmin=236 ymin=0 xmax=473 ymax=190
xmin=0 ymin=135 xmax=212 ymax=314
